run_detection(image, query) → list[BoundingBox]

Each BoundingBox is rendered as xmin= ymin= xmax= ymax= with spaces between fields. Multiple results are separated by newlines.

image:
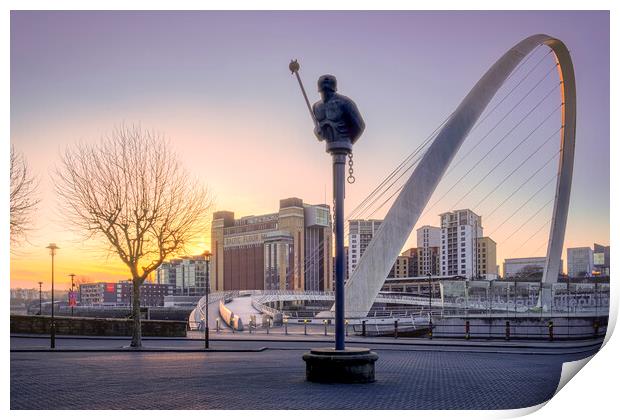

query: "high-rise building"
xmin=156 ymin=255 xmax=209 ymax=296
xmin=593 ymin=243 xmax=610 ymax=276
xmin=348 ymin=219 xmax=382 ymax=276
xmin=476 ymin=237 xmax=498 ymax=279
xmin=210 ymin=198 xmax=332 ymax=292
xmin=567 ymin=247 xmax=594 ymax=278
xmin=417 ymin=225 xmax=441 ymax=276
xmin=440 ymin=209 xmax=483 ymax=278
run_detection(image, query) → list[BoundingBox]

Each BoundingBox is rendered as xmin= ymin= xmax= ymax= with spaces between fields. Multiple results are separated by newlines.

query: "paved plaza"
xmin=10 ymin=335 xmax=601 ymax=410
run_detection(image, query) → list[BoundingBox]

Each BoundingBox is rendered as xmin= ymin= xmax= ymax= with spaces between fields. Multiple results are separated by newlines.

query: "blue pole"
xmin=333 ymin=152 xmax=346 ymax=351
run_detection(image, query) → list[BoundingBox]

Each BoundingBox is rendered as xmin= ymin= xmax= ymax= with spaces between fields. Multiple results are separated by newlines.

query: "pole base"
xmin=302 ymin=347 xmax=378 ymax=383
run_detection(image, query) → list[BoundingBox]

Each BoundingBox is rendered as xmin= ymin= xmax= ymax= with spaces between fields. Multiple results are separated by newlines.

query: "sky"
xmin=10 ymin=11 xmax=609 ymax=289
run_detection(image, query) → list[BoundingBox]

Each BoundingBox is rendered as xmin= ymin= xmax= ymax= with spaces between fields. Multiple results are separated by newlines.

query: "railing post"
xmin=593 ymin=319 xmax=599 ymax=337
xmin=505 ymin=321 xmax=510 ymax=341
xmin=362 ymin=320 xmax=366 ymax=337
xmin=394 ymin=320 xmax=398 ymax=339
xmin=548 ymin=321 xmax=554 ymax=341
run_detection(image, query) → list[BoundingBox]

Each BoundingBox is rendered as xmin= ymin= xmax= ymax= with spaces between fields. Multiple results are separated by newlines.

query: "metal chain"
xmin=347 ymin=152 xmax=355 ymax=184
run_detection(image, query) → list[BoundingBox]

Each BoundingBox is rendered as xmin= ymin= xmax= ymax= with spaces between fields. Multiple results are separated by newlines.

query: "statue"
xmin=312 ymin=75 xmax=366 ymax=153
xmin=291 ymin=61 xmax=377 ymax=383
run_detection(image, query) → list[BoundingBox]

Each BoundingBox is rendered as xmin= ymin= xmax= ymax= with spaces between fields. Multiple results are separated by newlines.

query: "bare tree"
xmin=54 ymin=125 xmax=213 ymax=347
xmin=10 ymin=146 xmax=39 ymax=245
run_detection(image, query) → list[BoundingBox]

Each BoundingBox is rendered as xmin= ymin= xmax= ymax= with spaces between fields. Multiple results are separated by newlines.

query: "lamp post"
xmin=38 ymin=281 xmax=43 ymax=315
xmin=427 ymin=272 xmax=432 ymax=316
xmin=68 ymin=273 xmax=76 ymax=317
xmin=203 ymin=251 xmax=212 ymax=349
xmin=46 ymin=243 xmax=59 ymax=349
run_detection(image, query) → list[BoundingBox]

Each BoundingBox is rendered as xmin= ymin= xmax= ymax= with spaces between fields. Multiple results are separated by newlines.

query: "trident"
xmin=289 ymin=59 xmax=320 ymax=137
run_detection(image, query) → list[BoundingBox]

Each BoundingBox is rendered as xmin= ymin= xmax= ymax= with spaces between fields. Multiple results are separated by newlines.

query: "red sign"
xmin=106 ymin=283 xmax=116 ymax=293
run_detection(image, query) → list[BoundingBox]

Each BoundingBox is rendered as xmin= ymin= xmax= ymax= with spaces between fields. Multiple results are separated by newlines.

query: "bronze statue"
xmin=312 ymin=75 xmax=365 ymax=151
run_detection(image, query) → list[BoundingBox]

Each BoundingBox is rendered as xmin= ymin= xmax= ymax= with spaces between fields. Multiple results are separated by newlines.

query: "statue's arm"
xmin=312 ymin=102 xmax=324 ymax=141
xmin=346 ymin=100 xmax=366 ymax=142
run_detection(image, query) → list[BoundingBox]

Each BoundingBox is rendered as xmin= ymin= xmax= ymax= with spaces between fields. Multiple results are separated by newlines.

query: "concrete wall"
xmin=28 ymin=305 xmax=192 ymax=321
xmin=432 ymin=315 xmax=607 ymax=340
xmin=10 ymin=315 xmax=187 ymax=337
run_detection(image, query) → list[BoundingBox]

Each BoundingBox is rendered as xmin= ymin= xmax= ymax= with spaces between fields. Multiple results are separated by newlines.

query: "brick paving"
xmin=10 ymin=340 xmax=598 ymax=410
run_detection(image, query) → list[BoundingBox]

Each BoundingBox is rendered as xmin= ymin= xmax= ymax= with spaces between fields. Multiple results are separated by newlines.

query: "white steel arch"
xmin=342 ymin=34 xmax=576 ymax=317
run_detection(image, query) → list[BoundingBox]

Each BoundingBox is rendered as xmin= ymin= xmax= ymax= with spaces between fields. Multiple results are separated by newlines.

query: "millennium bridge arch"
xmin=343 ymin=34 xmax=576 ymax=317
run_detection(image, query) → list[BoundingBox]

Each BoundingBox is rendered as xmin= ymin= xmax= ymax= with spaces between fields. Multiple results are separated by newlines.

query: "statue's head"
xmin=318 ymin=74 xmax=337 ymax=93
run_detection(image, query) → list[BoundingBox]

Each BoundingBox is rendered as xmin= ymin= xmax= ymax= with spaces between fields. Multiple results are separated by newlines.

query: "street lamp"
xmin=46 ymin=243 xmax=59 ymax=349
xmin=68 ymin=273 xmax=76 ymax=317
xmin=37 ymin=281 xmax=43 ymax=315
xmin=427 ymin=272 xmax=432 ymax=316
xmin=203 ymin=251 xmax=212 ymax=349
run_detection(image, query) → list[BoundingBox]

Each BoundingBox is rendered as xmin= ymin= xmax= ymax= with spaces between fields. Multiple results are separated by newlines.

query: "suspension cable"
xmin=444 ymin=62 xmax=559 ymax=179
xmin=499 ymin=197 xmax=555 ymax=243
xmin=421 ymin=81 xmax=560 ymax=219
xmin=488 ymin=179 xmax=555 ymax=237
xmin=510 ymin=218 xmax=552 ymax=255
xmin=449 ymin=109 xmax=561 ymax=211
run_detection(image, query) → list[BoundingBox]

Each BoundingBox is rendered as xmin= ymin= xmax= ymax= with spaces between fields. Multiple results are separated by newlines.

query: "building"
xmin=211 ymin=198 xmax=332 ymax=292
xmin=401 ymin=247 xmax=419 ymax=277
xmin=440 ymin=209 xmax=483 ymax=278
xmin=593 ymin=243 xmax=610 ymax=276
xmin=348 ymin=219 xmax=382 ymax=276
xmin=388 ymin=255 xmax=409 ymax=278
xmin=476 ymin=237 xmax=498 ymax=279
xmin=78 ymin=282 xmax=175 ymax=307
xmin=567 ymin=247 xmax=594 ymax=278
xmin=343 ymin=245 xmax=350 ymax=281
xmin=304 ymin=205 xmax=333 ymax=291
xmin=416 ymin=225 xmax=441 ymax=276
xmin=503 ymin=257 xmax=563 ymax=279
xmin=156 ymin=255 xmax=210 ymax=296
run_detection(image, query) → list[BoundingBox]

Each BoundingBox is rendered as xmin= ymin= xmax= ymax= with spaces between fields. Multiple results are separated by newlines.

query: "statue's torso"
xmin=313 ymin=95 xmax=351 ymax=142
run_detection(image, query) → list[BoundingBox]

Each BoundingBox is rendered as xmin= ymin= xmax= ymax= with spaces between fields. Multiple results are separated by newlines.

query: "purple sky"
xmin=10 ymin=11 xmax=609 ymax=286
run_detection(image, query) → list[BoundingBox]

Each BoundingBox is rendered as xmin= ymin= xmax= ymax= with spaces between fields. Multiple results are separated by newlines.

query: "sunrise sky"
xmin=10 ymin=11 xmax=609 ymax=289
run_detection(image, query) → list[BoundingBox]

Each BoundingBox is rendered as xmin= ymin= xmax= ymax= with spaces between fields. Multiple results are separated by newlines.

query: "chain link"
xmin=347 ymin=152 xmax=355 ymax=184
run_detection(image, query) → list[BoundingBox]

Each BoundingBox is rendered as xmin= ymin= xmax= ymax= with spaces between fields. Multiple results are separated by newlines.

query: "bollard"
xmin=345 ymin=319 xmax=349 ymax=336
xmin=304 ymin=319 xmax=308 ymax=335
xmin=267 ymin=319 xmax=270 ymax=335
xmin=362 ymin=320 xmax=367 ymax=337
xmin=284 ymin=318 xmax=288 ymax=335
xmin=548 ymin=321 xmax=554 ymax=341
xmin=465 ymin=320 xmax=470 ymax=340
xmin=429 ymin=319 xmax=433 ymax=340
xmin=324 ymin=319 xmax=328 ymax=336
xmin=394 ymin=320 xmax=398 ymax=339
xmin=216 ymin=318 xmax=220 ymax=333
xmin=505 ymin=321 xmax=510 ymax=341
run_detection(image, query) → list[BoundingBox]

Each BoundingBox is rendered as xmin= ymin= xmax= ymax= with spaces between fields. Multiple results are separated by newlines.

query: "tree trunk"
xmin=130 ymin=278 xmax=142 ymax=348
